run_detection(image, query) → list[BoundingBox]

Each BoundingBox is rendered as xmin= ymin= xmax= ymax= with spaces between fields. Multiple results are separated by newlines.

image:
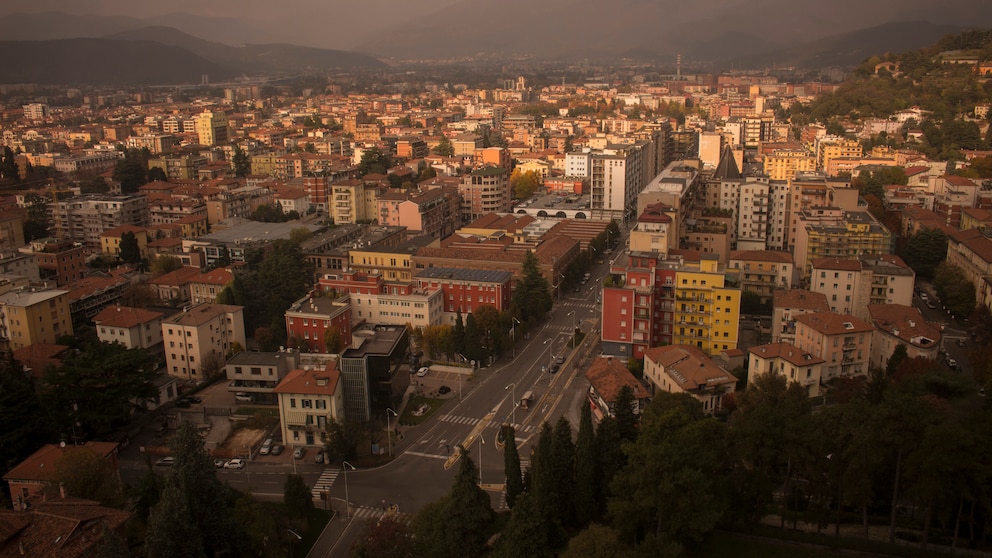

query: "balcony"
xmin=843 ymin=343 xmax=856 ymax=351
xmin=634 ymin=309 xmax=650 ymax=319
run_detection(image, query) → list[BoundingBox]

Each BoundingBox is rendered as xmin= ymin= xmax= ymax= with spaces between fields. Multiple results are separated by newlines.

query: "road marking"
xmin=405 ymin=451 xmax=447 ymax=460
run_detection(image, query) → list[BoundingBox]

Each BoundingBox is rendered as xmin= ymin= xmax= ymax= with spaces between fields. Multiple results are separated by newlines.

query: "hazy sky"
xmin=0 ymin=0 xmax=465 ymax=48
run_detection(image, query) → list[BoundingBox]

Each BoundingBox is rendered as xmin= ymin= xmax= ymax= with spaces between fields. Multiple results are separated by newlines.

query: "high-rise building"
xmin=195 ymin=110 xmax=229 ymax=146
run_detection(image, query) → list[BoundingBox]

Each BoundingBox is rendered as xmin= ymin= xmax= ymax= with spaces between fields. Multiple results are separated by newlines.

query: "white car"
xmin=416 ymin=366 xmax=430 ymax=377
xmin=234 ymin=393 xmax=253 ymax=403
xmin=224 ymin=458 xmax=246 ymax=469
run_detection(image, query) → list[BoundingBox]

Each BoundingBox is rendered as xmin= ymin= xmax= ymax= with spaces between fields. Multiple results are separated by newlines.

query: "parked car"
xmin=293 ymin=447 xmax=306 ymax=460
xmin=920 ymin=292 xmax=929 ymax=301
xmin=556 ymin=355 xmax=565 ymax=364
xmin=155 ymin=457 xmax=175 ymax=467
xmin=416 ymin=366 xmax=430 ymax=377
xmin=927 ymin=301 xmax=937 ymax=309
xmin=259 ymin=438 xmax=273 ymax=455
xmin=224 ymin=458 xmax=246 ymax=470
xmin=438 ymin=385 xmax=451 ymax=395
xmin=270 ymin=444 xmax=285 ymax=456
xmin=550 ymin=363 xmax=561 ymax=374
xmin=946 ymin=357 xmax=958 ymax=369
xmin=957 ymin=338 xmax=967 ymax=347
xmin=315 ymin=450 xmax=325 ymax=464
xmin=188 ymin=396 xmax=202 ymax=404
xmin=234 ymin=393 xmax=253 ymax=403
xmin=175 ymin=399 xmax=191 ymax=408
xmin=214 ymin=459 xmax=226 ymax=468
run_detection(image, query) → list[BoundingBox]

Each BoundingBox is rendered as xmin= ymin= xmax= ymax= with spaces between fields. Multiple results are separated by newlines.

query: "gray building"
xmin=225 ymin=348 xmax=300 ymax=404
xmin=339 ymin=325 xmax=409 ymax=422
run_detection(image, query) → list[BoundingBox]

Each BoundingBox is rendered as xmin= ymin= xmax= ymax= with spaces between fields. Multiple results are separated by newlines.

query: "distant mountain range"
xmin=0 ymin=13 xmax=386 ymax=85
xmin=0 ymin=4 xmax=988 ymax=85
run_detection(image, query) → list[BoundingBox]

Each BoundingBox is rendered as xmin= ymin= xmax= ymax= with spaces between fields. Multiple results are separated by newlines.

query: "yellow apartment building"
xmin=672 ymin=255 xmax=741 ymax=354
xmin=0 ymin=288 xmax=73 ymax=352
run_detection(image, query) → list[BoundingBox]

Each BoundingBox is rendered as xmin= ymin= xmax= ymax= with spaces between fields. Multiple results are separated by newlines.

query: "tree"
xmin=323 ymin=327 xmax=343 ymax=353
xmin=0 ymin=358 xmax=50 ymax=476
xmin=118 ymin=231 xmax=141 ymax=264
xmin=933 ymin=261 xmax=976 ymax=319
xmin=82 ymin=175 xmax=110 ymax=194
xmin=432 ymin=136 xmax=454 ymax=157
xmin=42 ymin=342 xmax=159 ymax=437
xmin=492 ymin=493 xmax=550 ymax=558
xmin=503 ymin=426 xmax=524 ymax=509
xmin=48 ymin=446 xmax=121 ymax=507
xmin=901 ymin=227 xmax=947 ymax=279
xmin=511 ymin=250 xmax=553 ymax=323
xmin=613 ymin=385 xmax=639 ymax=444
xmin=284 ymin=474 xmax=314 ymax=520
xmin=22 ymin=192 xmax=49 ymax=241
xmin=608 ymin=392 xmax=727 ymax=549
xmin=358 ymin=147 xmax=391 ymax=176
xmin=323 ymin=417 xmax=361 ymax=462
xmin=574 ymin=402 xmax=601 ymax=525
xmin=145 ymin=422 xmax=248 ymax=558
xmin=886 ymin=344 xmax=909 ymax=377
xmin=510 ymin=169 xmax=540 ymax=199
xmin=232 ymin=145 xmax=251 ymax=177
xmin=561 ymin=524 xmax=632 ymax=558
xmin=353 ymin=518 xmax=415 ymax=558
xmin=0 ymin=146 xmax=19 ymax=181
xmin=442 ymin=449 xmax=495 ymax=558
xmin=150 ymin=255 xmax=183 ymax=277
xmin=289 ymin=227 xmax=312 ymax=244
xmin=550 ymin=417 xmax=577 ymax=528
xmin=112 ymin=149 xmax=148 ymax=194
xmin=147 ymin=166 xmax=168 ymax=182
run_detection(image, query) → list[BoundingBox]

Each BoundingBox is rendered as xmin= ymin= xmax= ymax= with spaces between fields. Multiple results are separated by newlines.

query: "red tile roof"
xmin=794 ymin=311 xmax=873 ymax=335
xmin=748 ymin=342 xmax=825 ymax=366
xmin=274 ymin=365 xmax=340 ymax=396
xmin=92 ymin=306 xmax=163 ymax=329
xmin=642 ymin=345 xmax=738 ymax=391
xmin=584 ymin=356 xmax=650 ymax=402
xmin=773 ymin=289 xmax=830 ymax=311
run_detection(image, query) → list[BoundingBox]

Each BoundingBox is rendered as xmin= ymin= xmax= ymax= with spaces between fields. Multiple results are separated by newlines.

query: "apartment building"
xmin=188 ymin=268 xmax=234 ymax=305
xmin=0 ymin=288 xmax=72 ymax=353
xmin=589 ymin=142 xmax=648 ymax=220
xmin=274 ymin=364 xmax=345 ymax=447
xmin=810 ymin=255 xmax=914 ymax=320
xmin=53 ymin=194 xmax=150 ymax=247
xmin=945 ymin=228 xmax=992 ymax=310
xmin=162 ymin=303 xmax=247 ymax=381
xmin=376 ymin=187 xmax=461 ymax=238
xmin=628 ymin=202 xmax=675 ymax=254
xmin=642 ymin=344 xmax=738 ymax=414
xmin=772 ymin=289 xmax=830 ymax=345
xmin=459 ymin=166 xmax=511 ymax=222
xmin=318 ymin=270 xmax=443 ymax=329
xmin=147 ymin=198 xmax=208 ymax=227
xmin=793 ymin=311 xmax=873 ymax=381
xmin=867 ymin=304 xmax=941 ymax=370
xmin=414 ymin=267 xmax=512 ymax=325
xmin=19 ymin=239 xmax=85 ymax=287
xmin=736 ymin=178 xmax=770 ymax=250
xmin=195 ymin=110 xmax=229 ymax=146
xmin=793 ymin=208 xmax=893 ymax=280
xmin=284 ymin=294 xmax=352 ymax=353
xmin=601 ymin=253 xmax=741 ymax=360
xmin=100 ymin=225 xmax=151 ymax=260
xmin=729 ymin=250 xmax=795 ymax=303
xmin=93 ymin=305 xmax=166 ymax=352
xmin=747 ymin=342 xmax=825 ymax=397
xmin=148 ymin=153 xmax=208 ymax=180
xmin=763 ymin=148 xmax=816 ymax=181
xmin=226 ymin=348 xmax=299 ymax=405
xmin=325 ymin=179 xmax=378 ymax=224
xmin=815 ymin=137 xmax=862 ymax=174
xmin=349 ymin=236 xmax=435 ymax=283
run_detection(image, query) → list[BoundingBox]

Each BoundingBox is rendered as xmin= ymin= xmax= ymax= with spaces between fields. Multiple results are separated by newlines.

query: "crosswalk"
xmin=438 ymin=414 xmax=534 ymax=433
xmin=310 ymin=468 xmax=339 ymax=500
xmin=351 ymin=505 xmax=386 ymax=520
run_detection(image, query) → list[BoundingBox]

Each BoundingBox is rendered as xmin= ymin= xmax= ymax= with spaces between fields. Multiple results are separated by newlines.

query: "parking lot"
xmin=412 ymin=364 xmax=471 ymax=398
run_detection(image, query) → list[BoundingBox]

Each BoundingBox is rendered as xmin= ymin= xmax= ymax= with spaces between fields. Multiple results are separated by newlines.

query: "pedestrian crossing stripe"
xmin=440 ymin=414 xmax=534 ymax=433
xmin=310 ymin=469 xmax=339 ymax=499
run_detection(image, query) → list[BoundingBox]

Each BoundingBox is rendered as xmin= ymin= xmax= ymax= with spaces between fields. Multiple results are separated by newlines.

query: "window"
xmin=302 ymin=400 xmax=313 ymax=409
xmin=290 ymin=398 xmax=296 ymax=408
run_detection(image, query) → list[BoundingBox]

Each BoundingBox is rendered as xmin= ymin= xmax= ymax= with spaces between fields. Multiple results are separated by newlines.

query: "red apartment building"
xmin=23 ymin=239 xmax=87 ymax=287
xmin=414 ymin=267 xmax=513 ymax=324
xmin=284 ymin=294 xmax=353 ymax=353
xmin=601 ymin=251 xmax=679 ymax=359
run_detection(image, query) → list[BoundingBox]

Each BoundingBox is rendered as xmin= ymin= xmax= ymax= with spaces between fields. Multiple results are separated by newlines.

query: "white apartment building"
xmin=162 ymin=303 xmax=247 ymax=381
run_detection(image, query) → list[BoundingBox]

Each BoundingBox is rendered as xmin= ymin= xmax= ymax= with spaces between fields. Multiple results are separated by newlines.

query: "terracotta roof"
xmin=0 ymin=500 xmax=131 ymax=558
xmin=584 ymin=356 xmax=650 ymax=403
xmin=794 ymin=311 xmax=873 ymax=335
xmin=163 ymin=303 xmax=242 ymax=327
xmin=810 ymin=258 xmax=861 ymax=272
xmin=642 ymin=345 xmax=738 ymax=391
xmin=962 ymin=207 xmax=992 ymax=222
xmin=273 ymin=365 xmax=340 ymax=396
xmin=191 ymin=268 xmax=234 ymax=286
xmin=92 ymin=306 xmax=163 ymax=328
xmin=148 ymin=266 xmax=202 ymax=287
xmin=65 ymin=275 xmax=128 ymax=302
xmin=773 ymin=289 xmax=830 ymax=311
xmin=748 ymin=342 xmax=825 ymax=366
xmin=730 ymin=250 xmax=793 ymax=264
xmin=4 ymin=443 xmax=119 ymax=484
xmin=867 ymin=304 xmax=941 ymax=347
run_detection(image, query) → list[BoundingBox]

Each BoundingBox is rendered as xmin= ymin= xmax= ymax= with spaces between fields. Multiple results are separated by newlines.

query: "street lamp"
xmin=511 ymin=317 xmax=521 ymax=358
xmin=287 ymin=528 xmax=302 ymax=558
xmin=386 ymin=408 xmax=398 ymax=456
xmin=505 ymin=382 xmax=516 ymax=426
xmin=478 ymin=432 xmax=485 ymax=485
xmin=342 ymin=461 xmax=356 ymax=518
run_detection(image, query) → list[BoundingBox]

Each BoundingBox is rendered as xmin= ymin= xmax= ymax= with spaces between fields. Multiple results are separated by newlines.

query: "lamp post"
xmin=386 ymin=408 xmax=398 ymax=456
xmin=505 ymin=382 xmax=516 ymax=426
xmin=287 ymin=528 xmax=302 ymax=558
xmin=342 ymin=461 xmax=355 ymax=518
xmin=557 ymin=273 xmax=565 ymax=302
xmin=478 ymin=432 xmax=485 ymax=485
xmin=567 ymin=310 xmax=575 ymax=347
xmin=511 ymin=317 xmax=521 ymax=358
